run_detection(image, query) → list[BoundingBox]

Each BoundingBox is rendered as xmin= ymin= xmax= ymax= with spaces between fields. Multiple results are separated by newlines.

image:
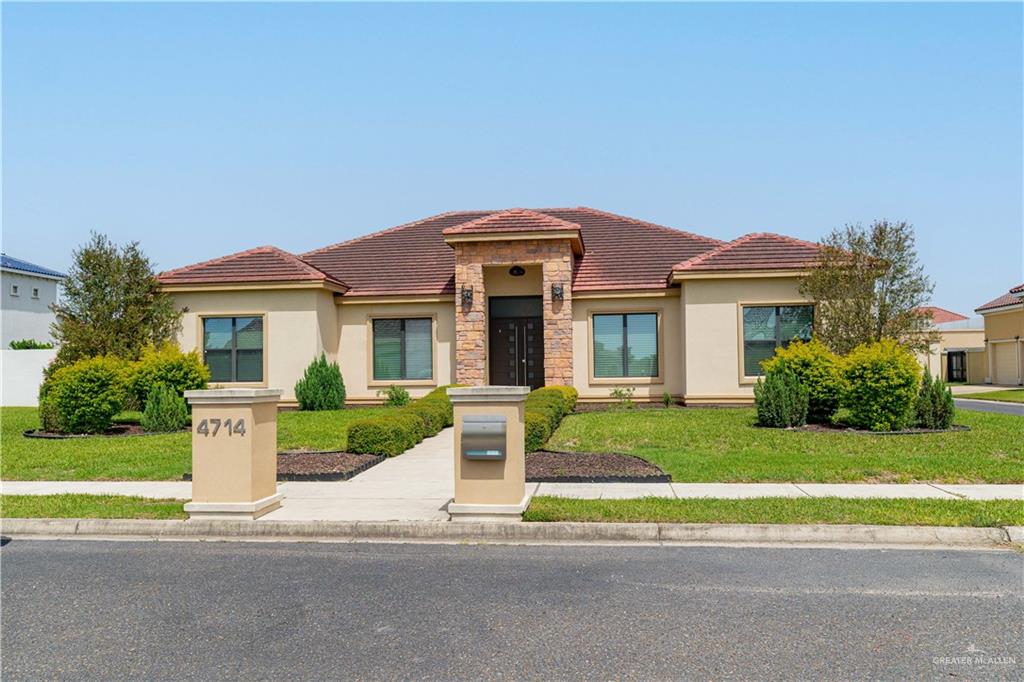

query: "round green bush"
xmin=141 ymin=384 xmax=189 ymax=432
xmin=761 ymin=338 xmax=841 ymax=424
xmin=123 ymin=343 xmax=209 ymax=411
xmin=294 ymin=353 xmax=346 ymax=411
xmin=842 ymin=339 xmax=921 ymax=431
xmin=525 ymin=410 xmax=553 ymax=453
xmin=44 ymin=356 xmax=127 ymax=434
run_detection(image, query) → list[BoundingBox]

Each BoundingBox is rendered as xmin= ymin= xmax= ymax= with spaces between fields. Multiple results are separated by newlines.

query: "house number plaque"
xmin=195 ymin=418 xmax=246 ymax=437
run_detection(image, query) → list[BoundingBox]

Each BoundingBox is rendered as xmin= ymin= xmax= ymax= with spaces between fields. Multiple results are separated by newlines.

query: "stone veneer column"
xmin=452 ymin=239 xmax=574 ymax=387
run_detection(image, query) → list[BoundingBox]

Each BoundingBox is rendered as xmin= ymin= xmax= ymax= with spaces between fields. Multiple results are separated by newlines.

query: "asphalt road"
xmin=954 ymin=397 xmax=1024 ymax=416
xmin=2 ymin=540 xmax=1022 ymax=681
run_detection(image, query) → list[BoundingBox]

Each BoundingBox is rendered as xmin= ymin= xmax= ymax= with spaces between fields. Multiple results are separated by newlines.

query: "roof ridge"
xmin=442 ymin=208 xmax=583 ymax=235
xmin=302 ymin=210 xmax=482 ymax=257
xmin=567 ymin=207 xmax=725 ymax=246
xmin=671 ymin=232 xmax=821 ymax=272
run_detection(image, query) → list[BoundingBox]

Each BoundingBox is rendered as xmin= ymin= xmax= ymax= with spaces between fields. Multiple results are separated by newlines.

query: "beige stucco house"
xmin=914 ymin=306 xmax=986 ymax=383
xmin=975 ymin=283 xmax=1024 ymax=386
xmin=159 ymin=207 xmax=823 ymax=406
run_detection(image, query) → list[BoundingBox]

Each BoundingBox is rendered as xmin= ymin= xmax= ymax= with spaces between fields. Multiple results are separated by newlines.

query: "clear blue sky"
xmin=3 ymin=2 xmax=1021 ymax=314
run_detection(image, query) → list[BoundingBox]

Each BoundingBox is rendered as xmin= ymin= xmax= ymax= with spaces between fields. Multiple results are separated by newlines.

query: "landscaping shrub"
xmin=662 ymin=391 xmax=673 ymax=407
xmin=378 ymin=384 xmax=411 ymax=407
xmin=914 ymin=371 xmax=955 ymax=430
xmin=524 ymin=385 xmax=577 ymax=451
xmin=402 ymin=400 xmax=447 ymax=437
xmin=609 ymin=386 xmax=636 ymax=409
xmin=761 ymin=338 xmax=842 ymax=424
xmin=540 ymin=386 xmax=578 ymax=411
xmin=124 ymin=343 xmax=209 ymax=410
xmin=294 ymin=354 xmax=346 ymax=411
xmin=525 ymin=410 xmax=553 ymax=453
xmin=754 ymin=361 xmax=809 ymax=428
xmin=140 ymin=384 xmax=189 ymax=432
xmin=347 ymin=416 xmax=421 ymax=457
xmin=842 ymin=339 xmax=921 ymax=432
xmin=9 ymin=339 xmax=54 ymax=350
xmin=42 ymin=356 xmax=127 ymax=434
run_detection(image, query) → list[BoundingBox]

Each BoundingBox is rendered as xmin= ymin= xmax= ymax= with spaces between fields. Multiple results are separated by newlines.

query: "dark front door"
xmin=488 ymin=296 xmax=544 ymax=390
xmin=947 ymin=351 xmax=966 ymax=382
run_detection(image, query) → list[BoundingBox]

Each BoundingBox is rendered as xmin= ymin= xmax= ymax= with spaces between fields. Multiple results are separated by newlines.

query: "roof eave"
xmin=669 ymin=268 xmax=810 ymax=282
xmin=159 ymin=279 xmax=349 ymax=294
xmin=0 ymin=266 xmax=65 ymax=281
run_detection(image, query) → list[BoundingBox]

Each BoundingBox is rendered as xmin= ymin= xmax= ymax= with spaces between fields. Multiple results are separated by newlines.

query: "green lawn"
xmin=963 ymin=389 xmax=1024 ymax=403
xmin=547 ymin=408 xmax=1024 ymax=483
xmin=0 ymin=494 xmax=187 ymax=519
xmin=524 ymin=496 xmax=1024 ymax=527
xmin=1 ymin=406 xmax=394 ymax=481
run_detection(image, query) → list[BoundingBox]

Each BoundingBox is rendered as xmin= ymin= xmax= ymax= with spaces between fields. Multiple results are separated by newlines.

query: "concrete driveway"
xmin=954 ymin=398 xmax=1024 ymax=416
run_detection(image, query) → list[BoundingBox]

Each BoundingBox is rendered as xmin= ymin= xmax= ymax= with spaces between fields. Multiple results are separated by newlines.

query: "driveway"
xmin=954 ymin=398 xmax=1024 ymax=416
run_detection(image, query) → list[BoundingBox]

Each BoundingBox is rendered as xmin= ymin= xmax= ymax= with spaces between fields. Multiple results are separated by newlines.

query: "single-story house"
xmin=158 ymin=207 xmax=823 ymax=406
xmin=914 ymin=306 xmax=985 ymax=383
xmin=975 ymin=283 xmax=1024 ymax=386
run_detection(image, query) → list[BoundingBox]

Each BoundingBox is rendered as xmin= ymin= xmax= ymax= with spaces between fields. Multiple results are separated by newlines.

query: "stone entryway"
xmin=488 ymin=296 xmax=545 ymax=390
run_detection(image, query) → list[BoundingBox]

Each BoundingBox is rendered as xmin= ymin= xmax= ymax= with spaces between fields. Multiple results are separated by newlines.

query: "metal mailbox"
xmin=461 ymin=414 xmax=507 ymax=460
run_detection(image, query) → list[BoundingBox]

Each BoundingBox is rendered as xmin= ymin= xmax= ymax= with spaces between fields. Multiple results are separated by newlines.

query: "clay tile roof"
xmin=976 ymin=283 xmax=1024 ymax=313
xmin=441 ymin=208 xmax=582 ymax=236
xmin=914 ymin=306 xmax=968 ymax=324
xmin=157 ymin=246 xmax=347 ymax=288
xmin=672 ymin=232 xmax=821 ymax=273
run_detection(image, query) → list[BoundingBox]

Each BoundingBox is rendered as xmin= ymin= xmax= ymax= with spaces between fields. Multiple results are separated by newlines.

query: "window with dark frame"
xmin=373 ymin=318 xmax=432 ymax=381
xmin=592 ymin=313 xmax=658 ymax=378
xmin=202 ymin=316 xmax=264 ymax=383
xmin=742 ymin=305 xmax=814 ymax=377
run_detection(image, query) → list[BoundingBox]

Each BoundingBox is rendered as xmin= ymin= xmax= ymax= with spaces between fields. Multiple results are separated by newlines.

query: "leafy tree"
xmin=51 ymin=233 xmax=182 ymax=367
xmin=799 ymin=221 xmax=937 ymax=355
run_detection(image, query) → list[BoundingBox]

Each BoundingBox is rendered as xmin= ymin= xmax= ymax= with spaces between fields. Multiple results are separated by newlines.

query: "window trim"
xmin=737 ymin=301 xmax=815 ymax=384
xmin=366 ymin=314 xmax=437 ymax=387
xmin=10 ymin=284 xmax=19 ymax=297
xmin=587 ymin=309 xmax=664 ymax=385
xmin=197 ymin=313 xmax=268 ymax=387
xmin=31 ymin=287 xmax=40 ymax=299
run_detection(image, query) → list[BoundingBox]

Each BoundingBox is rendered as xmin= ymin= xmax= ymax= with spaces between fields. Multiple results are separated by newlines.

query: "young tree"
xmin=799 ymin=220 xmax=937 ymax=355
xmin=51 ymin=233 xmax=182 ymax=366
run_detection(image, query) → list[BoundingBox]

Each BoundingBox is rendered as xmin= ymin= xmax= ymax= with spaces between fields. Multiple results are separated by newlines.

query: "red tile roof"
xmin=976 ymin=284 xmax=1024 ymax=313
xmin=441 ymin=208 xmax=581 ymax=236
xmin=672 ymin=232 xmax=821 ymax=274
xmin=915 ymin=306 xmax=968 ymax=324
xmin=160 ymin=208 xmax=823 ymax=295
xmin=158 ymin=246 xmax=347 ymax=288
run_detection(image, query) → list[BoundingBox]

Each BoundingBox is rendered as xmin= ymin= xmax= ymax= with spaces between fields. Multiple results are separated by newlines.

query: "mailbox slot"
xmin=461 ymin=415 xmax=507 ymax=460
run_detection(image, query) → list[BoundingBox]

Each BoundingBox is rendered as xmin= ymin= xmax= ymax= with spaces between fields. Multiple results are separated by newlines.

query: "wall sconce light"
xmin=460 ymin=286 xmax=474 ymax=306
xmin=551 ymin=283 xmax=564 ymax=301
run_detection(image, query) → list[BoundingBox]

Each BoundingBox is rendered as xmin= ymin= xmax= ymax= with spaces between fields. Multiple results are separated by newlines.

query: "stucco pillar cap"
xmin=447 ymin=386 xmax=530 ymax=403
xmin=184 ymin=388 xmax=283 ymax=405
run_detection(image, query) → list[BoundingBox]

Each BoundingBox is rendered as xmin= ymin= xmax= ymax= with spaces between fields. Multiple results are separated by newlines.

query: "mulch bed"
xmin=23 ymin=425 xmax=176 ymax=439
xmin=527 ymin=450 xmax=670 ymax=483
xmin=182 ymin=451 xmax=385 ymax=482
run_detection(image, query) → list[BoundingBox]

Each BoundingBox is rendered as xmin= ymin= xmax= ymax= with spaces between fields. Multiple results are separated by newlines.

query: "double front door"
xmin=488 ymin=296 xmax=544 ymax=390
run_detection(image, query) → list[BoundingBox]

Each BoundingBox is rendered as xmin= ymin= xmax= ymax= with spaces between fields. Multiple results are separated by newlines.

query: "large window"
xmin=742 ymin=305 xmax=813 ymax=377
xmin=373 ymin=318 xmax=433 ymax=381
xmin=593 ymin=313 xmax=659 ymax=378
xmin=203 ymin=316 xmax=264 ymax=382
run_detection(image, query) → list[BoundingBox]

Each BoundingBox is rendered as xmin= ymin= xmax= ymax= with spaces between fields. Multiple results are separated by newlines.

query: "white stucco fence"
xmin=1 ymin=349 xmax=56 ymax=406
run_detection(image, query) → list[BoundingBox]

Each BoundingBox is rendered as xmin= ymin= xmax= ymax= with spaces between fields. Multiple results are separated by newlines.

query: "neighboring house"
xmin=158 ymin=207 xmax=823 ymax=405
xmin=975 ymin=283 xmax=1024 ymax=386
xmin=914 ymin=306 xmax=986 ymax=383
xmin=0 ymin=254 xmax=65 ymax=347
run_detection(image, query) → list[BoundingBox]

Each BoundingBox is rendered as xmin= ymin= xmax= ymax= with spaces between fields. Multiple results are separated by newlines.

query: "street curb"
xmin=0 ymin=518 xmax=1012 ymax=547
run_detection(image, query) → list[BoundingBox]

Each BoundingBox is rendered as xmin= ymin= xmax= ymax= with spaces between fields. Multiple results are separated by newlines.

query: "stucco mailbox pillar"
xmin=447 ymin=386 xmax=531 ymax=522
xmin=183 ymin=388 xmax=283 ymax=520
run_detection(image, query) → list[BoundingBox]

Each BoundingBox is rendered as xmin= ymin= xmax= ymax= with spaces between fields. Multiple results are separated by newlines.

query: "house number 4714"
xmin=196 ymin=418 xmax=246 ymax=437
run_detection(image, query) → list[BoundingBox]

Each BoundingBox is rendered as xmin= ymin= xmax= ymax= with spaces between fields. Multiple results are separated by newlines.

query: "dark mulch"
xmin=23 ymin=425 xmax=181 ymax=439
xmin=182 ymin=451 xmax=385 ymax=482
xmin=526 ymin=450 xmax=670 ymax=483
xmin=787 ymin=423 xmax=971 ymax=436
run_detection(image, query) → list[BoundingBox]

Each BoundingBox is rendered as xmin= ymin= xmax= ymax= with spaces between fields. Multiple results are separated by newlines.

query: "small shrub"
xmin=348 ymin=415 xmax=421 ymax=456
xmin=662 ymin=391 xmax=673 ymax=407
xmin=539 ymin=386 xmax=578 ymax=412
xmin=610 ymin=386 xmax=636 ymax=409
xmin=378 ymin=384 xmax=411 ymax=407
xmin=402 ymin=401 xmax=447 ymax=437
xmin=43 ymin=356 xmax=127 ymax=434
xmin=124 ymin=343 xmax=209 ymax=411
xmin=842 ymin=339 xmax=921 ymax=432
xmin=140 ymin=384 xmax=189 ymax=432
xmin=762 ymin=338 xmax=842 ymax=424
xmin=914 ymin=371 xmax=955 ymax=430
xmin=754 ymin=361 xmax=809 ymax=428
xmin=9 ymin=339 xmax=54 ymax=350
xmin=294 ymin=354 xmax=345 ymax=411
xmin=525 ymin=410 xmax=553 ymax=452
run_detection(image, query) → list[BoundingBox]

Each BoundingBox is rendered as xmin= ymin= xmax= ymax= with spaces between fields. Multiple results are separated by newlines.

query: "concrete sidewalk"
xmin=534 ymin=482 xmax=1024 ymax=501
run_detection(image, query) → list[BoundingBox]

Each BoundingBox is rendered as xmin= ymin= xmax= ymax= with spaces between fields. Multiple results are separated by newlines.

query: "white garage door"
xmin=993 ymin=343 xmax=1020 ymax=385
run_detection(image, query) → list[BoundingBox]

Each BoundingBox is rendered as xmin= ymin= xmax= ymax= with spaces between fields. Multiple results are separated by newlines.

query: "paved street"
xmin=2 ymin=540 xmax=1021 ymax=680
xmin=954 ymin=397 xmax=1024 ymax=416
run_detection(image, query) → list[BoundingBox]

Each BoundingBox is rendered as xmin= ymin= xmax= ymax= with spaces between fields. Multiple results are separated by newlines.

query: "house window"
xmin=742 ymin=305 xmax=814 ymax=376
xmin=31 ymin=287 xmax=40 ymax=299
xmin=373 ymin=318 xmax=432 ymax=381
xmin=592 ymin=313 xmax=659 ymax=378
xmin=202 ymin=316 xmax=264 ymax=382
xmin=10 ymin=284 xmax=19 ymax=296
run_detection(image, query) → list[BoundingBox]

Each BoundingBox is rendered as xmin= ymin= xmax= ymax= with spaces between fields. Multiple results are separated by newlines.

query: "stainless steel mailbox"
xmin=461 ymin=415 xmax=507 ymax=460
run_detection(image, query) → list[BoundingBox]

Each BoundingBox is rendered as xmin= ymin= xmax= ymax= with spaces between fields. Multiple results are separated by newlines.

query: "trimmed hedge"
xmin=347 ymin=385 xmax=461 ymax=456
xmin=525 ymin=386 xmax=578 ymax=452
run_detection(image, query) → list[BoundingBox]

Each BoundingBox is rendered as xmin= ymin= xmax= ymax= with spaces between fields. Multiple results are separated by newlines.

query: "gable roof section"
xmin=1 ymin=253 xmax=65 ymax=280
xmin=915 ymin=306 xmax=968 ymax=324
xmin=157 ymin=246 xmax=347 ymax=289
xmin=976 ymin=284 xmax=1024 ymax=313
xmin=672 ymin=232 xmax=821 ymax=275
xmin=441 ymin=208 xmax=581 ymax=236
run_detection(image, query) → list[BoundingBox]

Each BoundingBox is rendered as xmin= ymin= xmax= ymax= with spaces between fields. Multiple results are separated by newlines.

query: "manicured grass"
xmin=524 ymin=496 xmax=1024 ymax=527
xmin=963 ymin=389 xmax=1024 ymax=403
xmin=547 ymin=408 xmax=1024 ymax=483
xmin=0 ymin=494 xmax=187 ymax=519
xmin=1 ymin=406 xmax=395 ymax=481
